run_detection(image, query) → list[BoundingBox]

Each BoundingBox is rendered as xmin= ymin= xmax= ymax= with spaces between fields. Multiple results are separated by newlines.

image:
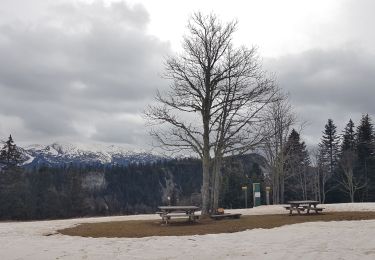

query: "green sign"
xmin=253 ymin=183 xmax=261 ymax=207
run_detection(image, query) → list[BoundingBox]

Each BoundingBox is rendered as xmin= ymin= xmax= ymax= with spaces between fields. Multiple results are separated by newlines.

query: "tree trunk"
xmin=317 ymin=169 xmax=321 ymax=203
xmin=280 ymin=172 xmax=285 ymax=204
xmin=272 ymin=166 xmax=279 ymax=204
xmin=201 ymin=108 xmax=211 ymax=215
xmin=211 ymin=156 xmax=223 ymax=212
xmin=303 ymin=168 xmax=307 ymax=200
xmin=321 ymin=177 xmax=326 ymax=204
xmin=279 ymin=153 xmax=285 ymax=204
xmin=349 ymin=173 xmax=355 ymax=203
xmin=350 ymin=179 xmax=355 ymax=202
xmin=201 ymin=153 xmax=211 ymax=215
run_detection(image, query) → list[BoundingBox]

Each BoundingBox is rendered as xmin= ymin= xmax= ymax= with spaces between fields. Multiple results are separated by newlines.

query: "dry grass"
xmin=58 ymin=211 xmax=375 ymax=238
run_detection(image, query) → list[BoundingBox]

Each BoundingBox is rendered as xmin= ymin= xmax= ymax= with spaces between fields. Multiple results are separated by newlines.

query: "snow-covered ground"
xmin=1 ymin=203 xmax=375 ymax=260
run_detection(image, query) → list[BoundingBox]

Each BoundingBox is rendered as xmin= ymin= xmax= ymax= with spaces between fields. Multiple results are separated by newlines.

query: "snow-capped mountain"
xmin=20 ymin=142 xmax=166 ymax=167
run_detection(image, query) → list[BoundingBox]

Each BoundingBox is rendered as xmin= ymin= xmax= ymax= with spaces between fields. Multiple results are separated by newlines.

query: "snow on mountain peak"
xmin=21 ymin=142 xmax=165 ymax=166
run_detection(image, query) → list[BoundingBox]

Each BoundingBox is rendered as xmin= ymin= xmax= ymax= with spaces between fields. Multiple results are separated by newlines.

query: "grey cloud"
xmin=52 ymin=1 xmax=150 ymax=31
xmin=265 ymin=48 xmax=375 ymax=145
xmin=1 ymin=0 xmax=374 ymax=150
xmin=0 ymin=1 xmax=170 ymax=145
xmin=92 ymin=117 xmax=148 ymax=145
xmin=261 ymin=0 xmax=375 ymax=146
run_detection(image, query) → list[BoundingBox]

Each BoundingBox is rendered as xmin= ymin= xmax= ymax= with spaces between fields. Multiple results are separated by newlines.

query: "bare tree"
xmin=146 ymin=12 xmax=277 ymax=214
xmin=338 ymin=150 xmax=366 ymax=202
xmin=316 ymin=146 xmax=336 ymax=203
xmin=262 ymin=91 xmax=296 ymax=204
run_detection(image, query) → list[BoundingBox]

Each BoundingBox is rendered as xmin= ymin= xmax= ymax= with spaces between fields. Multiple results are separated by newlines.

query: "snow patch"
xmin=20 ymin=154 xmax=34 ymax=166
xmin=1 ymin=203 xmax=375 ymax=259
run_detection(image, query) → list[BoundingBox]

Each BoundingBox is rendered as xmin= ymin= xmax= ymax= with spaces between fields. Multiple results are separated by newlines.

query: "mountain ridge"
xmin=18 ymin=142 xmax=167 ymax=167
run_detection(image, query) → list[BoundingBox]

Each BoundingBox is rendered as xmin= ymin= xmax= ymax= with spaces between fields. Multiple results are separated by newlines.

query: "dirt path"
xmin=59 ymin=211 xmax=375 ymax=238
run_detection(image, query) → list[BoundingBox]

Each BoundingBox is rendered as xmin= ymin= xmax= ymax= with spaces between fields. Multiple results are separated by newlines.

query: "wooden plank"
xmin=287 ymin=200 xmax=319 ymax=204
xmin=164 ymin=214 xmax=193 ymax=217
xmin=304 ymin=207 xmax=324 ymax=210
xmin=210 ymin=213 xmax=242 ymax=220
xmin=158 ymin=206 xmax=199 ymax=210
xmin=284 ymin=206 xmax=305 ymax=211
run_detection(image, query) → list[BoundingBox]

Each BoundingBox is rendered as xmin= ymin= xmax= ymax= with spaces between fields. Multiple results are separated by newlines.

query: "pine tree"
xmin=337 ymin=119 xmax=364 ymax=202
xmin=0 ymin=135 xmax=21 ymax=167
xmin=356 ymin=114 xmax=375 ymax=200
xmin=356 ymin=114 xmax=374 ymax=165
xmin=283 ymin=129 xmax=311 ymax=201
xmin=318 ymin=119 xmax=340 ymax=203
xmin=341 ymin=119 xmax=356 ymax=152
xmin=319 ymin=119 xmax=340 ymax=174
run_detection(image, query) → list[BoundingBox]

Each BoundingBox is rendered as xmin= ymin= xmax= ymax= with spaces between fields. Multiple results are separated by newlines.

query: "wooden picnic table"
xmin=157 ymin=206 xmax=200 ymax=224
xmin=286 ymin=200 xmax=324 ymax=216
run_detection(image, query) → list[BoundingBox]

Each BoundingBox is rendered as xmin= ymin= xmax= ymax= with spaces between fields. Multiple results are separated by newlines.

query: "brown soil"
xmin=58 ymin=211 xmax=375 ymax=238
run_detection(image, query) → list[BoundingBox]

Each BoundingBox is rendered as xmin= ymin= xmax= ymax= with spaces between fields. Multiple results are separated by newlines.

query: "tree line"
xmin=0 ymin=135 xmax=265 ymax=220
xmin=0 ymin=157 xmax=202 ymax=220
xmin=1 ymin=112 xmax=373 ymax=221
xmin=268 ymin=114 xmax=375 ymax=204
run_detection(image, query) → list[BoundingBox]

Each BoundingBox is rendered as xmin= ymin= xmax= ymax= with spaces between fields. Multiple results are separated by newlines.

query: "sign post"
xmin=266 ymin=186 xmax=271 ymax=205
xmin=253 ymin=183 xmax=261 ymax=207
xmin=241 ymin=186 xmax=248 ymax=208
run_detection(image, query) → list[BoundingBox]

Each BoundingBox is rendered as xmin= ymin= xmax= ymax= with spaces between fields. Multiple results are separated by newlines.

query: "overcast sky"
xmin=0 ymin=0 xmax=374 ymax=149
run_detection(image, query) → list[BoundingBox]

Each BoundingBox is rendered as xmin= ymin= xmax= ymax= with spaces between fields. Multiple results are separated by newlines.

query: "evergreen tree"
xmin=341 ymin=119 xmax=356 ymax=152
xmin=356 ymin=114 xmax=374 ymax=164
xmin=318 ymin=119 xmax=340 ymax=202
xmin=336 ymin=119 xmax=364 ymax=202
xmin=356 ymin=114 xmax=375 ymax=200
xmin=319 ymin=119 xmax=340 ymax=174
xmin=283 ymin=129 xmax=311 ymax=201
xmin=0 ymin=135 xmax=21 ymax=167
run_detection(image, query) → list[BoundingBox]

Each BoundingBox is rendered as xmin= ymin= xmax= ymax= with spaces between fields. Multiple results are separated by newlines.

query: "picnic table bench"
xmin=285 ymin=200 xmax=325 ymax=215
xmin=157 ymin=206 xmax=200 ymax=224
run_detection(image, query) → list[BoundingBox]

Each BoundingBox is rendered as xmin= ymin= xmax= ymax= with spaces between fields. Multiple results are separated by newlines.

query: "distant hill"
xmin=0 ymin=148 xmax=270 ymax=220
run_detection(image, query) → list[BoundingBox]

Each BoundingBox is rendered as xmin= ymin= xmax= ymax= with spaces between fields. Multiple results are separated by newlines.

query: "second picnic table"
xmin=286 ymin=200 xmax=324 ymax=215
xmin=157 ymin=206 xmax=200 ymax=224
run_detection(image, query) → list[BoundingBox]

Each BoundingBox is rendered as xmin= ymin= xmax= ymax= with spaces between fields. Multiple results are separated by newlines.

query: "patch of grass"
xmin=58 ymin=211 xmax=375 ymax=238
